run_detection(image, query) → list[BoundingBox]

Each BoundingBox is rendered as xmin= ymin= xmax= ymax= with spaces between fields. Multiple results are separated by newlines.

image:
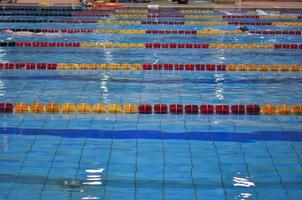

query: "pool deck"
xmin=3 ymin=0 xmax=302 ymax=8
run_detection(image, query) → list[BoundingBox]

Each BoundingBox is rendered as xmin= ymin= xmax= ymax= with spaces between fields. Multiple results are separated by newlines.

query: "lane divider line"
xmin=1 ymin=19 xmax=302 ymax=26
xmin=1 ymin=63 xmax=302 ymax=71
xmin=1 ymin=42 xmax=301 ymax=49
xmin=0 ymin=103 xmax=301 ymax=115
xmin=2 ymin=8 xmax=301 ymax=15
xmin=1 ymin=12 xmax=302 ymax=19
xmin=4 ymin=29 xmax=301 ymax=36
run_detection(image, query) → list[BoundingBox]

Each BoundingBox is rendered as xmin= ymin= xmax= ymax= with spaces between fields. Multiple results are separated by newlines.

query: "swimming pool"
xmin=0 ymin=6 xmax=302 ymax=200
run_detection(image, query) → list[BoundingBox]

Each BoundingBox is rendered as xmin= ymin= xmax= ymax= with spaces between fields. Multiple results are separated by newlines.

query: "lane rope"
xmin=1 ymin=42 xmax=301 ymax=49
xmin=1 ymin=63 xmax=302 ymax=71
xmin=2 ymin=7 xmax=302 ymax=14
xmin=1 ymin=19 xmax=302 ymax=26
xmin=1 ymin=12 xmax=302 ymax=19
xmin=3 ymin=29 xmax=301 ymax=36
xmin=0 ymin=103 xmax=301 ymax=115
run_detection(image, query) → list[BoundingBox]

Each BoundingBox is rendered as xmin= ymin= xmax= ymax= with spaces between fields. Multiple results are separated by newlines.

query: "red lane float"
xmin=231 ymin=105 xmax=245 ymax=114
xmin=140 ymin=63 xmax=226 ymax=71
xmin=141 ymin=21 xmax=185 ymax=25
xmin=274 ymin=44 xmax=302 ymax=49
xmin=250 ymin=30 xmax=301 ymax=35
xmin=280 ymin=10 xmax=302 ymax=14
xmin=146 ymin=30 xmax=197 ymax=34
xmin=154 ymin=104 xmax=168 ymax=114
xmin=15 ymin=42 xmax=81 ymax=47
xmin=246 ymin=104 xmax=261 ymax=115
xmin=170 ymin=104 xmax=183 ymax=114
xmin=147 ymin=14 xmax=185 ymax=18
xmin=200 ymin=105 xmax=214 ymax=114
xmin=72 ymin=14 xmax=110 ymax=17
xmin=215 ymin=105 xmax=229 ymax=114
xmin=147 ymin=9 xmax=180 ymax=13
xmin=0 ymin=103 xmax=13 ymax=113
xmin=143 ymin=43 xmax=301 ymax=49
xmin=53 ymin=20 xmax=98 ymax=23
xmin=223 ymin=15 xmax=260 ymax=19
xmin=0 ymin=63 xmax=58 ymax=70
xmin=228 ymin=22 xmax=272 ymax=25
xmin=185 ymin=105 xmax=199 ymax=114
xmin=139 ymin=104 xmax=152 ymax=114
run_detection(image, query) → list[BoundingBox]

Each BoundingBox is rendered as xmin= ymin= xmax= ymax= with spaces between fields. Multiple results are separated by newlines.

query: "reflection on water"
xmin=0 ymin=79 xmax=5 ymax=97
xmin=100 ymin=75 xmax=109 ymax=103
xmin=233 ymin=176 xmax=255 ymax=187
xmin=214 ymin=73 xmax=225 ymax=100
xmin=83 ymin=168 xmax=104 ymax=185
xmin=1 ymin=135 xmax=8 ymax=152
xmin=81 ymin=168 xmax=104 ymax=199
xmin=233 ymin=176 xmax=255 ymax=200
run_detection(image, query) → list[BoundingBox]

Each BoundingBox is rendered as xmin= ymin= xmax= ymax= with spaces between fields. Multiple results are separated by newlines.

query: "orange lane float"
xmin=30 ymin=103 xmax=45 ymax=113
xmin=91 ymin=2 xmax=124 ymax=8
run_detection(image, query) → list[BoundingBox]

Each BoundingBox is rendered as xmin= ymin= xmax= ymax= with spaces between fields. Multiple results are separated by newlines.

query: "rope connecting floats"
xmin=1 ymin=63 xmax=302 ymax=71
xmin=1 ymin=42 xmax=301 ymax=49
xmin=0 ymin=103 xmax=301 ymax=115
xmin=4 ymin=29 xmax=302 ymax=36
xmin=1 ymin=19 xmax=302 ymax=26
xmin=2 ymin=7 xmax=301 ymax=14
xmin=1 ymin=12 xmax=302 ymax=19
xmin=75 ymin=14 xmax=302 ymax=19
xmin=2 ymin=6 xmax=302 ymax=14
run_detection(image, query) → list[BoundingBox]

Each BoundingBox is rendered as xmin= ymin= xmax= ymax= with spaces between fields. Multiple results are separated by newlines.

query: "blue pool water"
xmin=0 ymin=7 xmax=302 ymax=200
